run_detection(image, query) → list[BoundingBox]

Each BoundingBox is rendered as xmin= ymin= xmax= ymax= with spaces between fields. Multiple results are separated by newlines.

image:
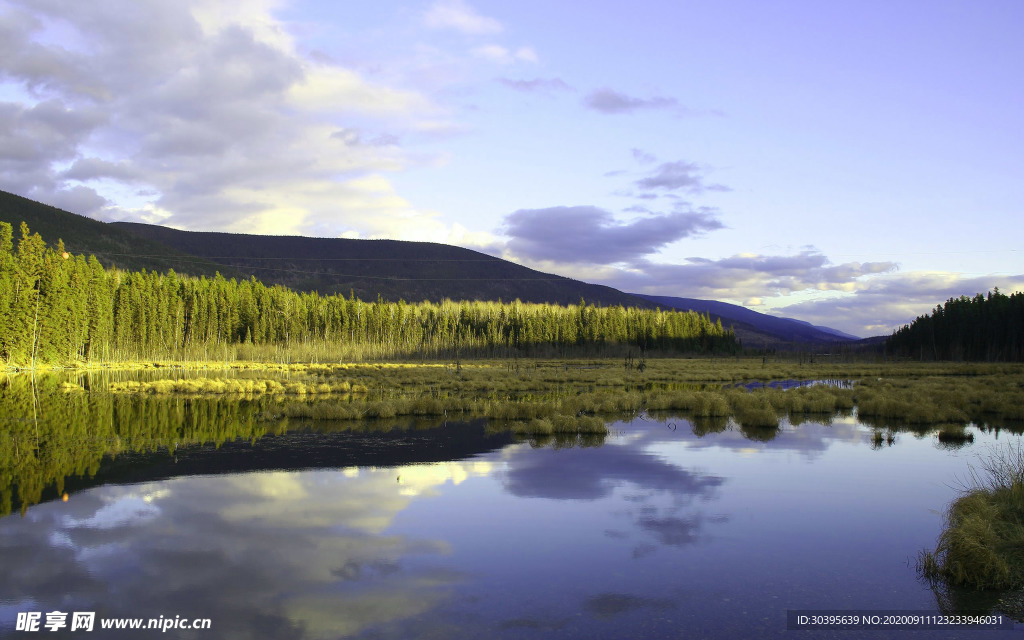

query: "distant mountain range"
xmin=631 ymin=294 xmax=861 ymax=344
xmin=0 ymin=189 xmax=869 ymax=346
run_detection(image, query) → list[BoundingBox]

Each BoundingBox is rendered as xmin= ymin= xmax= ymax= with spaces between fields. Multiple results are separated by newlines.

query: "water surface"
xmin=1 ymin=378 xmax=1021 ymax=638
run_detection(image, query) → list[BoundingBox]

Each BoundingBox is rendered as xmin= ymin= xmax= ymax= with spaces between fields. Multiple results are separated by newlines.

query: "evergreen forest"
xmin=0 ymin=222 xmax=737 ymax=366
xmin=887 ymin=289 xmax=1024 ymax=361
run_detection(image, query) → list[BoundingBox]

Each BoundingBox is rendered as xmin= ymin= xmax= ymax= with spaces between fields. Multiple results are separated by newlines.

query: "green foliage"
xmin=888 ymin=289 xmax=1024 ymax=362
xmin=0 ymin=223 xmax=738 ymax=367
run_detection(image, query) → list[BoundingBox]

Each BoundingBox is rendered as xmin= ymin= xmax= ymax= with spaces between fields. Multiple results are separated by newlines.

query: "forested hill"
xmin=0 ymin=190 xmax=644 ymax=306
xmin=0 ymin=190 xmax=245 ymax=280
xmin=0 ymin=219 xmax=738 ymax=366
xmin=112 ymin=222 xmax=650 ymax=308
xmin=887 ymin=290 xmax=1024 ymax=361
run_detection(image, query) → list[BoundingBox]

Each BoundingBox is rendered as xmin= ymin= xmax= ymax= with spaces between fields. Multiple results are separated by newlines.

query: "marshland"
xmin=3 ymin=225 xmax=1024 ymax=637
xmin=3 ymin=355 xmax=1024 ymax=637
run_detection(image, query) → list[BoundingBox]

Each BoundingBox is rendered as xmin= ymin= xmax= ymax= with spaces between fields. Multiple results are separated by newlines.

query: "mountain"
xmin=0 ymin=190 xmax=245 ymax=279
xmin=0 ymin=188 xmax=862 ymax=345
xmin=111 ymin=222 xmax=653 ymax=307
xmin=631 ymin=294 xmax=859 ymax=346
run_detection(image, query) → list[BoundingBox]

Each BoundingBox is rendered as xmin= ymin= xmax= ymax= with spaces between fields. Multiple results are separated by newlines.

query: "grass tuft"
xmin=919 ymin=443 xmax=1024 ymax=591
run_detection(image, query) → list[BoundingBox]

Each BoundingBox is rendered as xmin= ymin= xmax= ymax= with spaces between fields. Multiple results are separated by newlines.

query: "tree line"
xmin=887 ymin=289 xmax=1024 ymax=361
xmin=0 ymin=222 xmax=737 ymax=365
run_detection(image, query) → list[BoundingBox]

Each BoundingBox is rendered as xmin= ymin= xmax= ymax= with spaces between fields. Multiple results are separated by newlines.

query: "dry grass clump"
xmin=645 ymin=390 xmax=731 ymax=417
xmin=725 ymin=389 xmax=779 ymax=429
xmin=920 ymin=443 xmax=1024 ymax=591
xmin=109 ymin=377 xmax=364 ymax=396
xmin=936 ymin=424 xmax=976 ymax=449
xmin=773 ymin=385 xmax=854 ymax=414
xmin=510 ymin=415 xmax=608 ymax=436
xmin=855 ymin=381 xmax=970 ymax=425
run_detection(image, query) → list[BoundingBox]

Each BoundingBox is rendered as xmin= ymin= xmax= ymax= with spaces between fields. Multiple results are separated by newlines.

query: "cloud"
xmin=0 ymin=98 xmax=105 ymax=194
xmin=497 ymin=77 xmax=571 ymax=93
xmin=583 ymin=88 xmax=678 ymax=114
xmin=635 ymin=160 xmax=730 ymax=194
xmin=0 ymin=0 xmax=462 ymax=240
xmin=494 ymin=246 xmax=907 ymax=335
xmin=631 ymin=148 xmax=657 ymax=165
xmin=61 ymin=157 xmax=144 ymax=182
xmin=423 ymin=0 xmax=502 ymax=35
xmin=471 ymin=45 xmax=537 ymax=65
xmin=772 ymin=272 xmax=1024 ymax=337
xmin=502 ymin=205 xmax=724 ymax=264
xmin=44 ymin=185 xmax=110 ymax=216
xmin=329 ymin=128 xmax=399 ymax=147
xmin=0 ymin=7 xmax=100 ymax=99
xmin=559 ymin=253 xmax=1024 ymax=338
xmin=504 ymin=238 xmax=1024 ymax=338
xmin=610 ymin=251 xmax=897 ymax=298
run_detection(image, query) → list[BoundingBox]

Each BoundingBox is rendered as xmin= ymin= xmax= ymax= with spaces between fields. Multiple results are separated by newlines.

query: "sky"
xmin=0 ymin=0 xmax=1021 ymax=337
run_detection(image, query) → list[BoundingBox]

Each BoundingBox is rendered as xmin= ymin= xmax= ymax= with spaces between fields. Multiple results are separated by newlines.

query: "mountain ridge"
xmin=631 ymin=294 xmax=861 ymax=345
xmin=0 ymin=188 xmax=861 ymax=346
xmin=110 ymin=221 xmax=654 ymax=308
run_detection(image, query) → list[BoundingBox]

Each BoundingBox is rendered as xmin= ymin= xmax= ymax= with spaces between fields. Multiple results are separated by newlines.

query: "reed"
xmin=919 ymin=443 xmax=1024 ymax=590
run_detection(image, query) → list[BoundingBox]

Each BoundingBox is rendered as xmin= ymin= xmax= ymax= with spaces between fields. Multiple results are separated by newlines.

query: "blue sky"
xmin=1 ymin=0 xmax=1021 ymax=336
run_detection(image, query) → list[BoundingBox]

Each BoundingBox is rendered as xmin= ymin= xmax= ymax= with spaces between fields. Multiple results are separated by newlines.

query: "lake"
xmin=1 ymin=374 xmax=1021 ymax=638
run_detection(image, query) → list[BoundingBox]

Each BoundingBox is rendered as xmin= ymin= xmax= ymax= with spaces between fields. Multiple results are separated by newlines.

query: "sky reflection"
xmin=1 ymin=417 xmax=1021 ymax=639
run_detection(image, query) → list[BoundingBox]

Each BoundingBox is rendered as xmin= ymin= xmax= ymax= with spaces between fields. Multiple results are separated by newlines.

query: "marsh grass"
xmin=90 ymin=360 xmax=1024 ymax=445
xmin=109 ymin=378 xmax=362 ymax=396
xmin=725 ymin=389 xmax=779 ymax=429
xmin=919 ymin=443 xmax=1024 ymax=592
xmin=937 ymin=425 xmax=976 ymax=450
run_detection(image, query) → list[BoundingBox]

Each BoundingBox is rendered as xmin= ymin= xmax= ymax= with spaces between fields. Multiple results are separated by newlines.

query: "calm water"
xmin=1 ymin=378 xmax=1022 ymax=638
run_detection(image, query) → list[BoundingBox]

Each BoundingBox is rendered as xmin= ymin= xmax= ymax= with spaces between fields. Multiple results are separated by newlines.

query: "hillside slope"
xmin=0 ymin=190 xmax=244 ymax=279
xmin=113 ymin=222 xmax=652 ymax=307
xmin=633 ymin=294 xmax=859 ymax=345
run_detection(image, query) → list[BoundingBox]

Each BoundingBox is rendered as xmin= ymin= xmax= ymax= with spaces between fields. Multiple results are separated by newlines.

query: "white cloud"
xmin=471 ymin=44 xmax=538 ymax=65
xmin=287 ymin=63 xmax=434 ymax=117
xmin=0 ymin=0 xmax=467 ymax=240
xmin=423 ymin=0 xmax=503 ymax=35
xmin=497 ymin=76 xmax=571 ymax=93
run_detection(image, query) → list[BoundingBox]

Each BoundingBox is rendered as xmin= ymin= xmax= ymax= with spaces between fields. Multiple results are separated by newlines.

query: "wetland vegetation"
xmin=919 ymin=443 xmax=1024 ymax=590
xmin=4 ymin=218 xmax=1024 ymax=628
xmin=918 ymin=443 xmax=1024 ymax=619
xmin=5 ymin=358 xmax=1024 ymax=522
